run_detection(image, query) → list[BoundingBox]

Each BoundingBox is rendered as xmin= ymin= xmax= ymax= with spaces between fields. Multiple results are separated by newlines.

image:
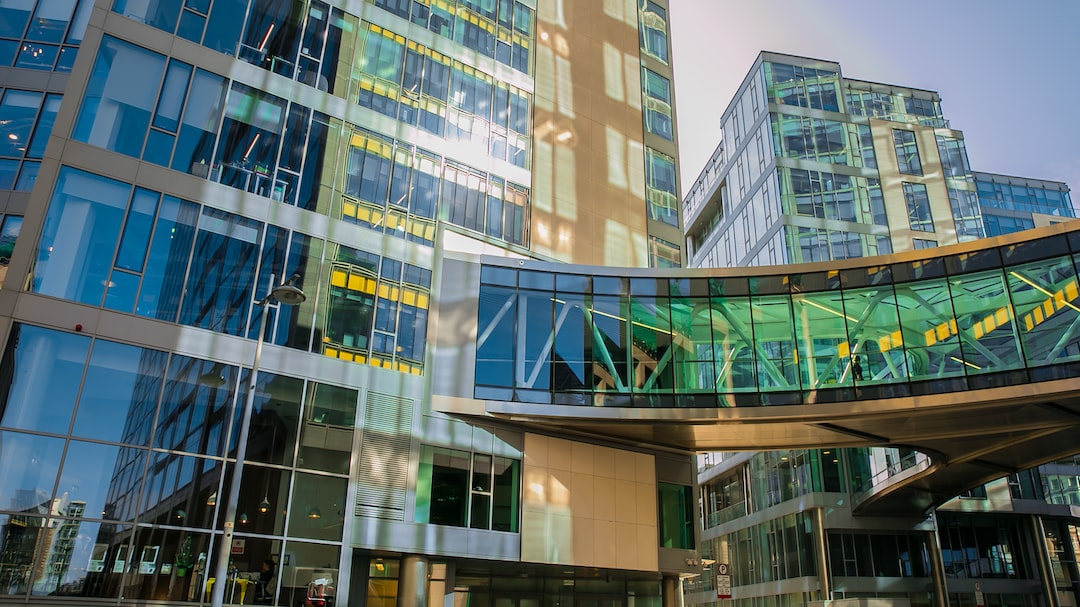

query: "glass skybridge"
xmin=467 ymin=229 xmax=1080 ymax=408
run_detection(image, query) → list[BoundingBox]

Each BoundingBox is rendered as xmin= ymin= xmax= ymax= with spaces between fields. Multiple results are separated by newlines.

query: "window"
xmin=416 ymin=445 xmax=520 ymax=531
xmin=903 ymin=182 xmax=934 ymax=232
xmin=642 ymin=68 xmax=673 ymax=140
xmin=638 ymin=1 xmax=668 ymax=63
xmin=658 ymin=482 xmax=693 ymax=549
xmin=649 ymin=236 xmax=680 ymax=268
xmin=948 ymin=188 xmax=984 ymax=240
xmin=892 ymin=129 xmax=922 ymax=175
xmin=913 ymin=238 xmax=937 ymax=250
xmin=646 ymin=148 xmax=678 ymax=226
xmin=936 ymin=135 xmax=970 ymax=177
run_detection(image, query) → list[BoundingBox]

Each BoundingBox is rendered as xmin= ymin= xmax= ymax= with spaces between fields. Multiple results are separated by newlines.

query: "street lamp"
xmin=209 ymin=277 xmax=305 ymax=607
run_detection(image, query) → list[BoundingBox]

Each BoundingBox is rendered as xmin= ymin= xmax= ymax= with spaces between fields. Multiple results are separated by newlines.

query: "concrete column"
xmin=1031 ymin=515 xmax=1060 ymax=607
xmin=812 ymin=508 xmax=831 ymax=601
xmin=661 ymin=575 xmax=683 ymax=607
xmin=927 ymin=516 xmax=948 ymax=607
xmin=397 ymin=555 xmax=431 ymax=607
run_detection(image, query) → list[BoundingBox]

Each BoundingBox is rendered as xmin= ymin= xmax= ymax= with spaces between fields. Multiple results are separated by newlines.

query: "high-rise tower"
xmin=0 ymin=0 xmax=695 ymax=604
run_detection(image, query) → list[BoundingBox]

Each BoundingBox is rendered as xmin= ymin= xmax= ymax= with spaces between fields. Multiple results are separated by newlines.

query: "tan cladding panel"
xmin=870 ymin=119 xmax=959 ymax=251
xmin=521 ymin=433 xmax=659 ymax=571
xmin=531 ymin=0 xmax=652 ymax=267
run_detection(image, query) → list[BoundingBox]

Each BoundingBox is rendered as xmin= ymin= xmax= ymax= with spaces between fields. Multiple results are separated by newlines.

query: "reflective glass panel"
xmin=751 ymin=295 xmax=799 ymax=391
xmin=792 ymin=291 xmax=850 ymax=389
xmin=154 ymin=354 xmax=239 ymax=456
xmin=73 ymin=36 xmax=164 ymax=157
xmin=287 ymin=473 xmax=346 ymax=541
xmin=298 ymin=382 xmax=355 ymax=475
xmin=122 ymin=527 xmax=212 ymax=601
xmin=0 ymin=431 xmax=64 ymax=512
xmin=949 ymin=269 xmax=1022 ymax=374
xmin=841 ymin=285 xmax=907 ymax=384
xmin=29 ymin=520 xmax=128 ymax=598
xmin=72 ymin=339 xmax=167 ymax=444
xmin=34 ymin=168 xmax=130 ymax=306
xmin=138 ymin=451 xmax=221 ymax=527
xmin=895 ymin=279 xmax=965 ymax=382
xmin=1008 ymin=256 xmax=1080 ymax=366
xmin=0 ymin=324 xmax=90 ymax=433
xmin=56 ymin=440 xmax=131 ymax=522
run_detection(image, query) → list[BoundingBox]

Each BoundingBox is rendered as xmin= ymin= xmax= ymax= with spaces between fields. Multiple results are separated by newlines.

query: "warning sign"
xmin=716 ymin=563 xmax=731 ymax=599
xmin=231 ymin=539 xmax=246 ymax=555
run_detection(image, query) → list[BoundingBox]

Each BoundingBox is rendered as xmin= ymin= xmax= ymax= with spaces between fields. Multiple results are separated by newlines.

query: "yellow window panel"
xmin=342 ymin=201 xmax=357 ymax=218
xmin=1033 ymin=305 xmax=1045 ymax=326
xmin=973 ymin=323 xmax=984 ymax=340
xmin=935 ymin=324 xmax=949 ymax=342
xmin=1066 ymin=280 xmax=1079 ymax=302
xmin=347 ymin=273 xmax=364 ymax=291
xmin=402 ymin=290 xmax=416 ymax=307
xmin=925 ymin=329 xmax=938 ymax=347
xmin=416 ymin=292 xmax=430 ymax=309
xmin=996 ymin=307 xmax=1011 ymax=326
xmin=948 ymin=319 xmax=958 ymax=335
xmin=889 ymin=330 xmax=903 ymax=348
xmin=324 ymin=347 xmax=339 ymax=358
xmin=1042 ymin=299 xmax=1055 ymax=320
xmin=330 ymin=269 xmax=347 ymax=288
xmin=836 ymin=341 xmax=850 ymax=359
xmin=1024 ymin=315 xmax=1034 ymax=331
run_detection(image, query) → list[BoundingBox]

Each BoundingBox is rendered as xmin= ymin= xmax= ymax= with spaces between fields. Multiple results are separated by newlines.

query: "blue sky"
xmin=669 ymin=0 xmax=1080 ymax=198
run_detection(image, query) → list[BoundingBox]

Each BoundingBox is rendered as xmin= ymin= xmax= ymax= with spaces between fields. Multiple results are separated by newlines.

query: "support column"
xmin=812 ymin=508 xmax=831 ymax=601
xmin=1031 ymin=515 xmax=1061 ymax=607
xmin=662 ymin=575 xmax=683 ymax=607
xmin=927 ymin=515 xmax=948 ymax=607
xmin=397 ymin=555 xmax=431 ymax=607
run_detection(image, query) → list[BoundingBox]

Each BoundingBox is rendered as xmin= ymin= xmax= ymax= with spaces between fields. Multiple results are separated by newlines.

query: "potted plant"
xmin=174 ymin=536 xmax=194 ymax=577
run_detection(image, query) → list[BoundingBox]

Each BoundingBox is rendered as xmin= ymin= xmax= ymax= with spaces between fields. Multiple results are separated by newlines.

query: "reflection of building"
xmin=0 ymin=490 xmax=52 ymax=593
xmin=35 ymin=499 xmax=86 ymax=595
xmin=683 ymin=53 xmax=1080 ymax=607
xmin=0 ymin=0 xmax=698 ymax=605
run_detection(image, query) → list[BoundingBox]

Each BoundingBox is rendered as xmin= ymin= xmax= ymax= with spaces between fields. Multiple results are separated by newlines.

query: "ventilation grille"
xmin=355 ymin=391 xmax=413 ymax=520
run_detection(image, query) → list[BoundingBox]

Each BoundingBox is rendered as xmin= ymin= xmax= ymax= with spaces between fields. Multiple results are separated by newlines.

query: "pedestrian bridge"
xmin=430 ymin=223 xmax=1080 ymax=515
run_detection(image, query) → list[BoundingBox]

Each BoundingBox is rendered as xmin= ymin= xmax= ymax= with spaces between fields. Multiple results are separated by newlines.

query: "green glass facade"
xmin=475 ymin=231 xmax=1080 ymax=406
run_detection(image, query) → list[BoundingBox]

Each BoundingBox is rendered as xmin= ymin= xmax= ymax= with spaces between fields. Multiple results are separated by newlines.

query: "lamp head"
xmin=270 ymin=284 xmax=306 ymax=306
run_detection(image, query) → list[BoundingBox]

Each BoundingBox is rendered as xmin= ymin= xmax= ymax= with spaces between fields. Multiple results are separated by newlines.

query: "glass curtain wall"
xmin=475 ymin=232 xmax=1080 ymax=406
xmin=0 ymin=325 xmax=350 ymax=602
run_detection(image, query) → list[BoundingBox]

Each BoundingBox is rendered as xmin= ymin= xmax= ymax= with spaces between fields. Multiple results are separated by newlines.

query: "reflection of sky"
xmin=0 ymin=431 xmax=63 ymax=510
xmin=57 ymin=441 xmax=126 ymax=519
xmin=72 ymin=339 xmax=161 ymax=444
xmin=670 ymin=0 xmax=1080 ymax=196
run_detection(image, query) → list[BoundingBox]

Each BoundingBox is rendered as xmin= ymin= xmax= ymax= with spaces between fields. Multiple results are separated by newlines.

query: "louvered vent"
xmin=355 ymin=391 xmax=413 ymax=520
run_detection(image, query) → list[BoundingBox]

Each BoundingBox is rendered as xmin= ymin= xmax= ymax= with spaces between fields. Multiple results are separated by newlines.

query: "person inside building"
xmin=254 ymin=559 xmax=275 ymax=604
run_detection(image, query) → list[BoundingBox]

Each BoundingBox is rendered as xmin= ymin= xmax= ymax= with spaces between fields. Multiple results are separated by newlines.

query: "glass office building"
xmin=682 ymin=53 xmax=1080 ymax=607
xmin=683 ymin=52 xmax=1076 ymax=269
xmin=0 ymin=0 xmax=695 ymax=604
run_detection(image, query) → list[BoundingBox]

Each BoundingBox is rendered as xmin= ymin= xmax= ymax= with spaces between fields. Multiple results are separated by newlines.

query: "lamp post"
xmin=209 ymin=278 xmax=305 ymax=607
